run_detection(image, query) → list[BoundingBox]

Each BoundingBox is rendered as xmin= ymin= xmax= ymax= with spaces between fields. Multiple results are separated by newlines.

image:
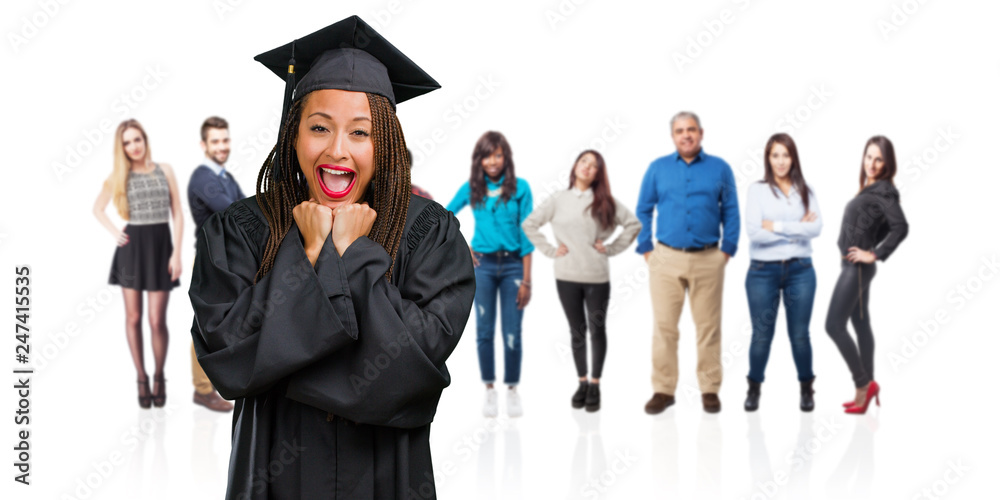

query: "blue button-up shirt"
xmin=202 ymin=156 xmax=226 ymax=176
xmin=635 ymin=150 xmax=740 ymax=256
xmin=446 ymin=175 xmax=535 ymax=256
xmin=745 ymin=181 xmax=822 ymax=261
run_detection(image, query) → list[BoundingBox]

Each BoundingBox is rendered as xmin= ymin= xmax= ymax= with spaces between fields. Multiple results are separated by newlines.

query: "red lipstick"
xmin=316 ymin=164 xmax=357 ymax=199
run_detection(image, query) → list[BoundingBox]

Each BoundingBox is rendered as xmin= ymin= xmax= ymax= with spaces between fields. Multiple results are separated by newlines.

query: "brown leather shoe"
xmin=702 ymin=393 xmax=721 ymax=413
xmin=193 ymin=390 xmax=234 ymax=412
xmin=644 ymin=393 xmax=675 ymax=415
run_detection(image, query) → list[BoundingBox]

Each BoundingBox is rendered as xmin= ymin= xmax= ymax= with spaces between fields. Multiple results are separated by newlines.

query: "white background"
xmin=2 ymin=0 xmax=998 ymax=498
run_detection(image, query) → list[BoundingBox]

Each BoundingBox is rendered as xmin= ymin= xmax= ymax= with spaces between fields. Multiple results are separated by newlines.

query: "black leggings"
xmin=825 ymin=260 xmax=877 ymax=388
xmin=556 ymin=280 xmax=610 ymax=379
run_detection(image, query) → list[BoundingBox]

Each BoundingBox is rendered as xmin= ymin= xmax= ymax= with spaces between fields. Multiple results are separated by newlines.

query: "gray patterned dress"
xmin=108 ymin=164 xmax=180 ymax=290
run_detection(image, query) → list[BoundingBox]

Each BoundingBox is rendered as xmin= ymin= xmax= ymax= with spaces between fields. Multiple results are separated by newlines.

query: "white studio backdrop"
xmin=1 ymin=0 xmax=998 ymax=499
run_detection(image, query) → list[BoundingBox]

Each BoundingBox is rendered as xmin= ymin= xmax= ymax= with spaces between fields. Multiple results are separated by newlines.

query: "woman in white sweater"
xmin=522 ymin=150 xmax=641 ymax=411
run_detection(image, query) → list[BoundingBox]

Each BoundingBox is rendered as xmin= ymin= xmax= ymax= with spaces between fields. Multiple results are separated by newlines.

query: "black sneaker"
xmin=572 ymin=381 xmax=588 ymax=409
xmin=585 ymin=383 xmax=600 ymax=412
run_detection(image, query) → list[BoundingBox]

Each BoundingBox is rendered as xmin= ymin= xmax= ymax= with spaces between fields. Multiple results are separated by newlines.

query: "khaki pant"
xmin=191 ymin=343 xmax=214 ymax=395
xmin=649 ymin=243 xmax=726 ymax=395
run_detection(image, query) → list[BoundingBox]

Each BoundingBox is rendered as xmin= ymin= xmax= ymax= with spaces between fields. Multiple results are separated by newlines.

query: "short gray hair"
xmin=670 ymin=111 xmax=701 ymax=130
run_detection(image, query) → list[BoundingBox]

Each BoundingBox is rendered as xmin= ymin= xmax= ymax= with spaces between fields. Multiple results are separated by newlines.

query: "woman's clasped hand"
xmin=296 ymin=198 xmax=377 ymax=263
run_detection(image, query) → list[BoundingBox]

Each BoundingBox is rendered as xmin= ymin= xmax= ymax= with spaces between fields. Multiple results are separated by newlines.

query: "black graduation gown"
xmin=189 ymin=194 xmax=475 ymax=500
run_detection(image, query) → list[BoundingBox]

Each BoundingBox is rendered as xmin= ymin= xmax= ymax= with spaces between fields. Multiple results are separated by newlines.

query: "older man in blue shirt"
xmin=637 ymin=111 xmax=740 ymax=414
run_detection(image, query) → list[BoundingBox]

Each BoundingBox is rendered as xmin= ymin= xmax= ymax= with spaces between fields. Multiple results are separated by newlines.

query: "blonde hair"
xmin=109 ymin=119 xmax=151 ymax=219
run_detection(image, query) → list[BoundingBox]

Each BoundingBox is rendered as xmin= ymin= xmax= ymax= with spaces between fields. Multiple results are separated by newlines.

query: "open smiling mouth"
xmin=316 ymin=165 xmax=357 ymax=198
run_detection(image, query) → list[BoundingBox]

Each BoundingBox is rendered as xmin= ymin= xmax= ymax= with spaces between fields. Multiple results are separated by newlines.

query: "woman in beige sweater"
xmin=522 ymin=150 xmax=641 ymax=411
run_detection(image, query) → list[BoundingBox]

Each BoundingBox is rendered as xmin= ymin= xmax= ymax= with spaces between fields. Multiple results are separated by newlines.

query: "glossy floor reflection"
xmin=650 ymin=411 xmax=679 ymax=497
xmin=825 ymin=416 xmax=876 ymax=500
xmin=190 ymin=407 xmax=227 ymax=494
xmin=28 ymin=259 xmax=996 ymax=500
xmin=29 ymin=346 xmax=995 ymax=500
xmin=121 ymin=408 xmax=169 ymax=499
xmin=697 ymin=413 xmax=723 ymax=498
xmin=476 ymin=419 xmax=522 ymax=499
xmin=568 ymin=410 xmax=605 ymax=498
xmin=740 ymin=409 xmax=877 ymax=500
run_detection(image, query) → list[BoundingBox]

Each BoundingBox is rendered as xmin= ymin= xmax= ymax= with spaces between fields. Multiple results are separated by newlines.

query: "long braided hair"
xmin=253 ymin=92 xmax=411 ymax=283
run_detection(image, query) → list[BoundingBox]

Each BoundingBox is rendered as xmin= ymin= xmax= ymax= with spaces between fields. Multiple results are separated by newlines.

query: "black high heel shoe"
xmin=137 ymin=377 xmax=152 ymax=409
xmin=152 ymin=375 xmax=167 ymax=408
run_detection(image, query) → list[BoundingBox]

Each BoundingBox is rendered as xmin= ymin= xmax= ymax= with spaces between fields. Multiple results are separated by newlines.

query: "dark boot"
xmin=572 ymin=381 xmax=588 ymax=409
xmin=800 ymin=378 xmax=815 ymax=412
xmin=744 ymin=377 xmax=761 ymax=412
xmin=585 ymin=383 xmax=600 ymax=412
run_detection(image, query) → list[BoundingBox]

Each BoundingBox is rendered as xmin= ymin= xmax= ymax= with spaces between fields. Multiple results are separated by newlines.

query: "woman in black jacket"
xmin=827 ymin=135 xmax=908 ymax=414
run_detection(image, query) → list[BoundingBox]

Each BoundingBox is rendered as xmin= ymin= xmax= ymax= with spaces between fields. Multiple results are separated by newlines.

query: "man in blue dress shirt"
xmin=636 ymin=111 xmax=740 ymax=414
xmin=186 ymin=116 xmax=244 ymax=412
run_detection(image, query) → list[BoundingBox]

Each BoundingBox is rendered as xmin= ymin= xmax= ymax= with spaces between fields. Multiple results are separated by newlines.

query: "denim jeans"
xmin=474 ymin=253 xmax=523 ymax=385
xmin=745 ymin=257 xmax=817 ymax=383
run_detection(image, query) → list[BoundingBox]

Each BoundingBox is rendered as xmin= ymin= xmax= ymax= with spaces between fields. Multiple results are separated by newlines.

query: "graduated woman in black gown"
xmin=189 ymin=17 xmax=475 ymax=499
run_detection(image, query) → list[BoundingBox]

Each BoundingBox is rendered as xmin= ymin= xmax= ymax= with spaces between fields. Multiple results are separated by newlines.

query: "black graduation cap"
xmin=254 ymin=15 xmax=440 ymax=177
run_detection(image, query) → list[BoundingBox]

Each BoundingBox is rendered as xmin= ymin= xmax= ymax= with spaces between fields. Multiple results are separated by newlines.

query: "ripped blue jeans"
xmin=473 ymin=252 xmax=523 ymax=385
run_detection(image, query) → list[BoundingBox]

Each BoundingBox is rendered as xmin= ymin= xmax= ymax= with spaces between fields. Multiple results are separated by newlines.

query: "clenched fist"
xmin=332 ymin=202 xmax=377 ymax=256
xmin=293 ymin=199 xmax=334 ymax=265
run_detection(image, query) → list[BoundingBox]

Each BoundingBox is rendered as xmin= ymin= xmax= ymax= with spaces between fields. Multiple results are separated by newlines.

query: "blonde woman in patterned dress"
xmin=93 ymin=119 xmax=184 ymax=409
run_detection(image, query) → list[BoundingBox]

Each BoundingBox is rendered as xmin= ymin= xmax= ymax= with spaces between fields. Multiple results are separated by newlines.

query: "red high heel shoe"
xmin=842 ymin=401 xmax=855 ymax=408
xmin=845 ymin=381 xmax=880 ymax=414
